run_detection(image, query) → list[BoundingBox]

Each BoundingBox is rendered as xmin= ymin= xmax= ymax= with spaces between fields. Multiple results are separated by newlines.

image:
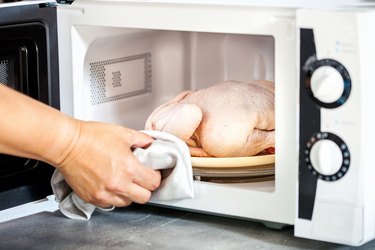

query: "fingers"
xmin=103 ymin=129 xmax=161 ymax=207
xmin=124 ymin=154 xmax=162 ymax=191
xmin=97 ymin=181 xmax=157 ymax=207
xmin=92 ymin=171 xmax=160 ymax=208
xmin=134 ymin=165 xmax=162 ymax=192
xmin=92 ymin=156 xmax=161 ymax=207
xmin=92 ymin=195 xmax=132 ymax=208
xmin=126 ymin=129 xmax=154 ymax=149
xmin=64 ymin=125 xmax=162 ymax=209
xmin=118 ymin=183 xmax=154 ymax=204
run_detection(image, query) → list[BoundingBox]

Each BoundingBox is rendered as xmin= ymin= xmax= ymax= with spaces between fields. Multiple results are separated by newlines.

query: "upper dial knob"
xmin=310 ymin=66 xmax=344 ymax=104
xmin=305 ymin=59 xmax=351 ymax=109
xmin=309 ymin=139 xmax=342 ymax=176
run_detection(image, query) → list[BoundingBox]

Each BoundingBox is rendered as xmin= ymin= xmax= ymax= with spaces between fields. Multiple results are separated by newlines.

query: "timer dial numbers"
xmin=304 ymin=132 xmax=350 ymax=181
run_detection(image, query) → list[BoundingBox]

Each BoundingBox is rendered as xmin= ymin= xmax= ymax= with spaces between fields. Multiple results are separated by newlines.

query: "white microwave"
xmin=1 ymin=0 xmax=375 ymax=247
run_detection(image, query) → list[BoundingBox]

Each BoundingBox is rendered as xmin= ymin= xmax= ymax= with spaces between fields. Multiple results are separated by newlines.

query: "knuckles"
xmin=90 ymin=190 xmax=110 ymax=205
xmin=105 ymin=177 xmax=126 ymax=194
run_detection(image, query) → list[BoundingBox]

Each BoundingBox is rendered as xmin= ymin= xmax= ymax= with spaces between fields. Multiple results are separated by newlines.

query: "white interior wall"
xmin=80 ymin=26 xmax=275 ymax=129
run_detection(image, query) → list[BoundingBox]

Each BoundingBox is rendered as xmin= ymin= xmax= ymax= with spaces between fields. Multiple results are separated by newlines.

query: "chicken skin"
xmin=145 ymin=80 xmax=275 ymax=157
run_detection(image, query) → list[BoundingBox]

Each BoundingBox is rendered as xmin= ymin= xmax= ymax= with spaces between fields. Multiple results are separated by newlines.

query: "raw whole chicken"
xmin=145 ymin=80 xmax=275 ymax=157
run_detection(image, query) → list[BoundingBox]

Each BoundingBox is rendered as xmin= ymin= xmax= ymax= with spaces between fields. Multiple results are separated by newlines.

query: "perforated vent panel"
xmin=0 ymin=56 xmax=16 ymax=89
xmin=89 ymin=53 xmax=152 ymax=105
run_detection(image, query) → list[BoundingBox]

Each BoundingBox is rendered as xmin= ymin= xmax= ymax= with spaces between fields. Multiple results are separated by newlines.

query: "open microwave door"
xmin=0 ymin=0 xmax=61 ymax=219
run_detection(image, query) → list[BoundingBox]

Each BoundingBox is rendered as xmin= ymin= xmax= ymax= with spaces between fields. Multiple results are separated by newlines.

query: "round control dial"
xmin=304 ymin=132 xmax=350 ymax=181
xmin=309 ymin=139 xmax=342 ymax=175
xmin=305 ymin=59 xmax=351 ymax=109
xmin=310 ymin=66 xmax=344 ymax=104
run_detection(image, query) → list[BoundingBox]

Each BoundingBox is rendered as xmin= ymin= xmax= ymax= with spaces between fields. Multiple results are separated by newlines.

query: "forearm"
xmin=0 ymin=84 xmax=79 ymax=166
xmin=0 ymin=84 xmax=162 ymax=208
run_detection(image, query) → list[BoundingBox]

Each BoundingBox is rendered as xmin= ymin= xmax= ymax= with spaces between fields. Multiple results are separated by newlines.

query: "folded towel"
xmin=51 ymin=130 xmax=194 ymax=220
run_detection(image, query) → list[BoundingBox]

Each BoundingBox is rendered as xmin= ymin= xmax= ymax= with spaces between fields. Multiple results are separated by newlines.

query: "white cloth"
xmin=51 ymin=130 xmax=194 ymax=220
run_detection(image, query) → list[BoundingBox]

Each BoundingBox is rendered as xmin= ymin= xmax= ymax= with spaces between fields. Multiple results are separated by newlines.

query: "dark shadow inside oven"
xmin=0 ymin=22 xmax=54 ymax=210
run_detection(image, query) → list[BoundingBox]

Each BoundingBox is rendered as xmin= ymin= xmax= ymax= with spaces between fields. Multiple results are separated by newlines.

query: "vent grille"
xmin=0 ymin=56 xmax=16 ymax=89
xmin=89 ymin=53 xmax=152 ymax=105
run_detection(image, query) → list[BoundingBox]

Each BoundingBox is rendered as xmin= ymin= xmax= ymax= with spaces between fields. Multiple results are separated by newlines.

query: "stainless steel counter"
xmin=0 ymin=204 xmax=373 ymax=249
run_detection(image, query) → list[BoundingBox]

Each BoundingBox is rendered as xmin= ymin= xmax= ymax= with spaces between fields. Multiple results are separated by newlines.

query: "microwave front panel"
xmin=296 ymin=9 xmax=375 ymax=246
xmin=57 ymin=1 xmax=297 ymax=225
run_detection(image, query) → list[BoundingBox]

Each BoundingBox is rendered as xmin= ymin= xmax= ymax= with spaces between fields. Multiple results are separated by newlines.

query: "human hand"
xmin=0 ymin=84 xmax=160 ymax=207
xmin=54 ymin=121 xmax=161 ymax=208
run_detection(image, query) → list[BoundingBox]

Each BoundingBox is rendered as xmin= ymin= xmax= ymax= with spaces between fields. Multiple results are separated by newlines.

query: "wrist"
xmin=43 ymin=117 xmax=82 ymax=168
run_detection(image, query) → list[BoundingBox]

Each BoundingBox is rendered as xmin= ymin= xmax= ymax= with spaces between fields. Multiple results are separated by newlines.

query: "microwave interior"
xmin=75 ymin=25 xmax=276 ymax=190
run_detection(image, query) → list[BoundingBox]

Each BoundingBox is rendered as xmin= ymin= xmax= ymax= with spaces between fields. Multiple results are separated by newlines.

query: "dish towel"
xmin=51 ymin=130 xmax=194 ymax=220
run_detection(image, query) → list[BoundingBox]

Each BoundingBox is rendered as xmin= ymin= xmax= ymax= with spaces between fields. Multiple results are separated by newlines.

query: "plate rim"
xmin=190 ymin=154 xmax=275 ymax=168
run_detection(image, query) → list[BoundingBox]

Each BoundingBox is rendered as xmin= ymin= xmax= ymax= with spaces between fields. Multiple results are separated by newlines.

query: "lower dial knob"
xmin=305 ymin=132 xmax=350 ymax=181
xmin=309 ymin=139 xmax=342 ymax=175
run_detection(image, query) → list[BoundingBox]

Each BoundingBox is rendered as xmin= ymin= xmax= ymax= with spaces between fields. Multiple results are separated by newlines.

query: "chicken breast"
xmin=145 ymin=80 xmax=275 ymax=157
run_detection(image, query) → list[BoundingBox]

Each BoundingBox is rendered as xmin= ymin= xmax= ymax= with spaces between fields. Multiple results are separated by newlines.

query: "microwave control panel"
xmin=296 ymin=8 xmax=375 ymax=246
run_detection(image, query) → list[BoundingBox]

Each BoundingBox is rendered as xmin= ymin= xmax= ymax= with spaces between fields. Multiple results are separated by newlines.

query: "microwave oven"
xmin=0 ymin=0 xmax=375 ymax=246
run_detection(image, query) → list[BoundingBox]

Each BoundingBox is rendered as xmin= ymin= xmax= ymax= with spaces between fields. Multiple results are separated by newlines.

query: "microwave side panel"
xmin=359 ymin=10 xmax=375 ymax=245
xmin=57 ymin=1 xmax=298 ymax=225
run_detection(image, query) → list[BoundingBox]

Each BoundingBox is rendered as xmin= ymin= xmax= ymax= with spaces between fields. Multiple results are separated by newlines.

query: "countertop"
xmin=0 ymin=204 xmax=374 ymax=250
